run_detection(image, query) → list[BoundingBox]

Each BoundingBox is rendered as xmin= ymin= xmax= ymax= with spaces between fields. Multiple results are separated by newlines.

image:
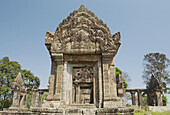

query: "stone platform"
xmin=0 ymin=107 xmax=134 ymax=115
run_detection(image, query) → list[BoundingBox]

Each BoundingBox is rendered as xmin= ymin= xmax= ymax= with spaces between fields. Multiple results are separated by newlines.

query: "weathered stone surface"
xmin=44 ymin=4 xmax=124 ymax=109
xmin=126 ymin=74 xmax=163 ymax=107
xmin=147 ymin=73 xmax=163 ymax=106
xmin=9 ymin=72 xmax=27 ymax=109
xmin=0 ymin=107 xmax=134 ymax=115
xmin=147 ymin=73 xmax=162 ymax=91
xmin=45 ymin=5 xmax=121 ymax=55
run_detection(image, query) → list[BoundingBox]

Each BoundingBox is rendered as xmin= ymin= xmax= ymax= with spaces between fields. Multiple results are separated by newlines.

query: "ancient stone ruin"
xmin=147 ymin=73 xmax=162 ymax=106
xmin=126 ymin=73 xmax=163 ymax=106
xmin=9 ymin=72 xmax=27 ymax=109
xmin=44 ymin=4 xmax=122 ymax=108
xmin=0 ymin=5 xmax=134 ymax=115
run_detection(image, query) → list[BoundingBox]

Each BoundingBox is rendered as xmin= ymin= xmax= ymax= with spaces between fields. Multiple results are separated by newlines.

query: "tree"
xmin=115 ymin=67 xmax=130 ymax=88
xmin=115 ymin=67 xmax=131 ymax=105
xmin=0 ymin=57 xmax=40 ymax=110
xmin=122 ymin=72 xmax=131 ymax=88
xmin=142 ymin=53 xmax=170 ymax=93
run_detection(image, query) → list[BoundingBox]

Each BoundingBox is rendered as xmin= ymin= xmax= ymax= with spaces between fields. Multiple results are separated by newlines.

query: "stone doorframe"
xmin=68 ymin=63 xmax=98 ymax=106
xmin=63 ymin=54 xmax=102 ymax=108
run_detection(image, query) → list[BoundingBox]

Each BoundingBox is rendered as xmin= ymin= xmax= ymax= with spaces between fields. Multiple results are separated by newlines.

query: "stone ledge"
xmin=0 ymin=107 xmax=134 ymax=115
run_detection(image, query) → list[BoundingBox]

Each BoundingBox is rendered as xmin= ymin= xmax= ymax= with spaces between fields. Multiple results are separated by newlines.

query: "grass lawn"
xmin=134 ymin=111 xmax=170 ymax=115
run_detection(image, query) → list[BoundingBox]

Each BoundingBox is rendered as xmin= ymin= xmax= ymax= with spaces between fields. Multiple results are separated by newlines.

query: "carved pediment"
xmin=147 ymin=73 xmax=162 ymax=91
xmin=12 ymin=72 xmax=26 ymax=91
xmin=45 ymin=5 xmax=121 ymax=54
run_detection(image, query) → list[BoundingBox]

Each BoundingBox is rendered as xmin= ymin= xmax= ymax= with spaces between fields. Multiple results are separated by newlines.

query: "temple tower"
xmin=44 ymin=5 xmax=122 ymax=108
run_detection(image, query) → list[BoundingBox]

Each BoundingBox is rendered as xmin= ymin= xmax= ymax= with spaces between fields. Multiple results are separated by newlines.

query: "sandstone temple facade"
xmin=0 ymin=5 xmax=134 ymax=115
xmin=44 ymin=4 xmax=122 ymax=109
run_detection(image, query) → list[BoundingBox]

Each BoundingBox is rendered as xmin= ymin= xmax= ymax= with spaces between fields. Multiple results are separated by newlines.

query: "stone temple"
xmin=44 ymin=4 xmax=122 ymax=108
xmin=0 ymin=5 xmax=134 ymax=115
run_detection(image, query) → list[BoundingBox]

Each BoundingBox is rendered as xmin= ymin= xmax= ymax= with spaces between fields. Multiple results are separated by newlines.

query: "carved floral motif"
xmin=73 ymin=67 xmax=93 ymax=83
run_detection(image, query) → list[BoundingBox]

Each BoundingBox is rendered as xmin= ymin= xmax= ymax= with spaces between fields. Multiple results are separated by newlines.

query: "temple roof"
xmin=45 ymin=5 xmax=121 ymax=55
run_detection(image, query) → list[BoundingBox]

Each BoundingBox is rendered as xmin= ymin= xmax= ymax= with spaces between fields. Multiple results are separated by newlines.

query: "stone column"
xmin=131 ymin=91 xmax=136 ymax=106
xmin=53 ymin=53 xmax=63 ymax=101
xmin=109 ymin=58 xmax=117 ymax=97
xmin=93 ymin=66 xmax=96 ymax=106
xmin=98 ymin=61 xmax=103 ymax=108
xmin=61 ymin=61 xmax=68 ymax=105
xmin=156 ymin=90 xmax=162 ymax=106
xmin=102 ymin=53 xmax=110 ymax=99
xmin=72 ymin=86 xmax=76 ymax=104
xmin=31 ymin=89 xmax=37 ymax=108
xmin=9 ymin=90 xmax=20 ymax=109
xmin=38 ymin=91 xmax=44 ymax=107
xmin=137 ymin=90 xmax=143 ymax=106
xmin=102 ymin=53 xmax=119 ymax=108
xmin=46 ymin=60 xmax=56 ymax=101
xmin=76 ymin=85 xmax=81 ymax=104
xmin=20 ymin=92 xmax=27 ymax=108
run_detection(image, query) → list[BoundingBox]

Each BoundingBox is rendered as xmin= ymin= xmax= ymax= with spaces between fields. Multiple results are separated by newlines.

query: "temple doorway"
xmin=72 ymin=67 xmax=95 ymax=104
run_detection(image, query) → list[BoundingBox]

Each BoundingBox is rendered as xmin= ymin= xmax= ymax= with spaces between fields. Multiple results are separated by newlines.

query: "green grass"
xmin=134 ymin=110 xmax=170 ymax=115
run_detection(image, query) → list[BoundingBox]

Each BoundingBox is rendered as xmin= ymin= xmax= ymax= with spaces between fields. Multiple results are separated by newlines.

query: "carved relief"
xmin=45 ymin=5 xmax=121 ymax=54
xmin=73 ymin=67 xmax=93 ymax=83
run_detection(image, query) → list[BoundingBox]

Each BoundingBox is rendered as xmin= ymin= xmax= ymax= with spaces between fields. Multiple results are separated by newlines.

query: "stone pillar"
xmin=102 ymin=53 xmax=119 ymax=108
xmin=31 ymin=89 xmax=37 ymax=107
xmin=53 ymin=53 xmax=63 ymax=101
xmin=46 ymin=60 xmax=56 ymax=101
xmin=76 ymin=85 xmax=81 ymax=104
xmin=9 ymin=90 xmax=20 ymax=109
xmin=137 ymin=90 xmax=143 ymax=106
xmin=156 ymin=90 xmax=162 ymax=106
xmin=61 ymin=61 xmax=68 ymax=105
xmin=109 ymin=58 xmax=117 ymax=97
xmin=20 ymin=92 xmax=27 ymax=108
xmin=38 ymin=91 xmax=44 ymax=107
xmin=72 ymin=86 xmax=76 ymax=104
xmin=93 ymin=66 xmax=96 ymax=106
xmin=131 ymin=91 xmax=136 ymax=106
xmin=102 ymin=53 xmax=110 ymax=99
xmin=98 ymin=61 xmax=103 ymax=108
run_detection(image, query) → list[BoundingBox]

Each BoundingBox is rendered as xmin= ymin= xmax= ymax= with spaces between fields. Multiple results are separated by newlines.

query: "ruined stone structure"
xmin=9 ymin=72 xmax=27 ymax=109
xmin=116 ymin=74 xmax=126 ymax=106
xmin=147 ymin=74 xmax=162 ymax=106
xmin=0 ymin=5 xmax=134 ymax=115
xmin=126 ymin=73 xmax=163 ymax=107
xmin=126 ymin=89 xmax=146 ymax=106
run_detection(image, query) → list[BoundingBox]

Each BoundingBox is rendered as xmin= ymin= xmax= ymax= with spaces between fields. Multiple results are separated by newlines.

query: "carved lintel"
xmin=102 ymin=53 xmax=113 ymax=63
xmin=51 ymin=53 xmax=63 ymax=62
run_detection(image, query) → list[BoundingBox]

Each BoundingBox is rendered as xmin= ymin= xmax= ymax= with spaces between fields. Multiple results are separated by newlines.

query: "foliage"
xmin=42 ymin=92 xmax=48 ymax=104
xmin=122 ymin=72 xmax=131 ymax=83
xmin=0 ymin=56 xmax=40 ymax=110
xmin=134 ymin=110 xmax=170 ymax=115
xmin=115 ymin=67 xmax=122 ymax=75
xmin=27 ymin=92 xmax=32 ymax=108
xmin=122 ymin=77 xmax=128 ymax=88
xmin=162 ymin=94 xmax=167 ymax=106
xmin=115 ymin=67 xmax=129 ymax=88
xmin=142 ymin=52 xmax=170 ymax=93
xmin=142 ymin=93 xmax=147 ymax=106
xmin=36 ymin=92 xmax=48 ymax=106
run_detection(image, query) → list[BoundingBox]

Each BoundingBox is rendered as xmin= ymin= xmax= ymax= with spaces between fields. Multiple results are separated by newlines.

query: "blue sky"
xmin=0 ymin=0 xmax=170 ymax=104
